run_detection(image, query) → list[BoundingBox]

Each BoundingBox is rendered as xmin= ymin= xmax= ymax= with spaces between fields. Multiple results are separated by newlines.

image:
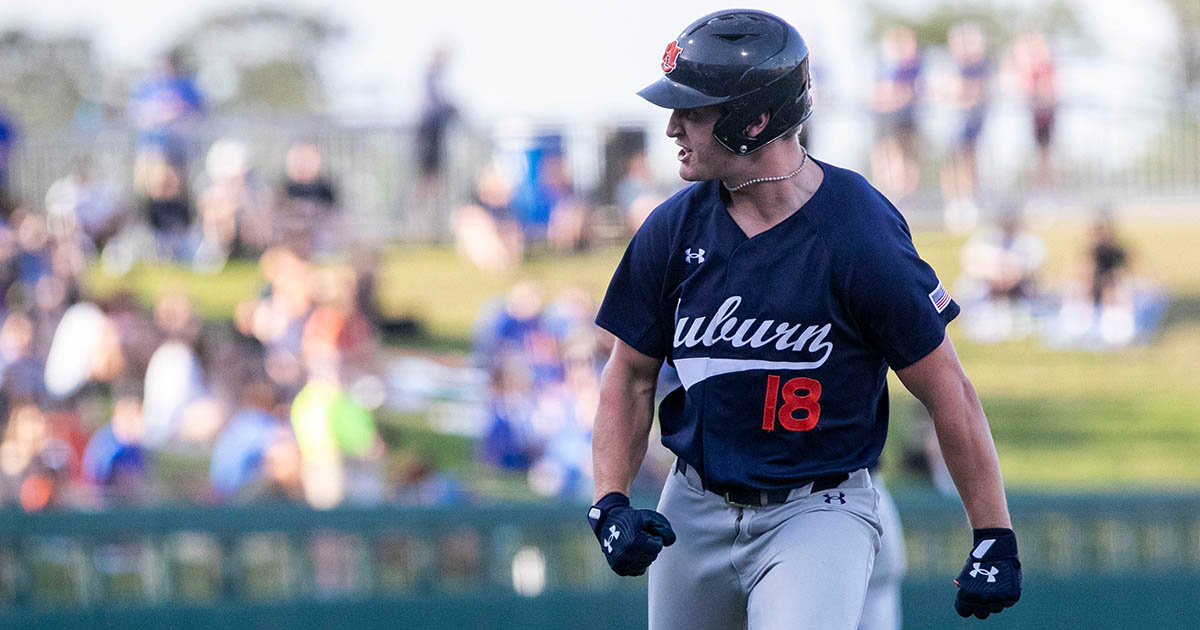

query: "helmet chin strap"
xmin=723 ymin=145 xmax=808 ymax=192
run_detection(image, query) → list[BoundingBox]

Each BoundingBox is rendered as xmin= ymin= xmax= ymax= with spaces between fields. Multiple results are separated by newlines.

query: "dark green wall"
xmin=2 ymin=492 xmax=1198 ymax=629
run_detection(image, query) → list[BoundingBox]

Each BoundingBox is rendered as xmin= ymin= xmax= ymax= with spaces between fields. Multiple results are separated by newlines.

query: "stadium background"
xmin=0 ymin=0 xmax=1198 ymax=628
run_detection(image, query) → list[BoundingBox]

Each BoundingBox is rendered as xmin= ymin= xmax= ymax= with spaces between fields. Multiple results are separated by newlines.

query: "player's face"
xmin=666 ymin=106 xmax=730 ymax=182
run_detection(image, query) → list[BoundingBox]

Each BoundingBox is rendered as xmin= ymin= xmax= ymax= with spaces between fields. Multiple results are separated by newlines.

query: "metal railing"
xmin=6 ymin=119 xmax=491 ymax=244
xmin=7 ymin=103 xmax=1200 ymax=245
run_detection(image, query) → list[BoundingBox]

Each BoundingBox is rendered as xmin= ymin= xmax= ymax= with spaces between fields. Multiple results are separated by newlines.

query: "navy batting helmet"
xmin=638 ymin=9 xmax=813 ymax=155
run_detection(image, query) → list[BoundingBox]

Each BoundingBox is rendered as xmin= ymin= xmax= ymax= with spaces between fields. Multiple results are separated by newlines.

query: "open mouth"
xmin=677 ymin=147 xmax=692 ymax=161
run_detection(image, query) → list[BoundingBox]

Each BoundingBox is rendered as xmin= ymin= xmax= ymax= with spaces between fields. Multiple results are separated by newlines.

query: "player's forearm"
xmin=927 ymin=378 xmax=1012 ymax=529
xmin=591 ymin=362 xmax=658 ymax=501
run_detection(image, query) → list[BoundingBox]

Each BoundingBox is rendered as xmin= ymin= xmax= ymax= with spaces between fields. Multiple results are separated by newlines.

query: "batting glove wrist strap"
xmin=588 ymin=492 xmax=631 ymax=537
xmin=586 ymin=492 xmax=676 ymax=577
xmin=954 ymin=527 xmax=1021 ymax=619
xmin=973 ymin=528 xmax=1018 ymax=552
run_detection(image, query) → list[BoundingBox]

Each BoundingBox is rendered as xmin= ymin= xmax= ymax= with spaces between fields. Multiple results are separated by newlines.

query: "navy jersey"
xmin=595 ymin=159 xmax=958 ymax=492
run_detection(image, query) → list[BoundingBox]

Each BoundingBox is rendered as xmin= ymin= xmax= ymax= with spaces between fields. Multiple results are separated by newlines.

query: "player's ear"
xmin=743 ymin=113 xmax=770 ymax=139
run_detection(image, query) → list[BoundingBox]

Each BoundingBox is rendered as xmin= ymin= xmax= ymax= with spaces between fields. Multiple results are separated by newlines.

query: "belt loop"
xmin=675 ymin=459 xmax=705 ymax=493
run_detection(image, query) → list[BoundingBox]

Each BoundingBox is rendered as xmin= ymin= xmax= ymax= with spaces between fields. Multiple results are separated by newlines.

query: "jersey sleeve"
xmin=595 ymin=205 xmax=675 ymax=358
xmin=833 ymin=192 xmax=959 ymax=370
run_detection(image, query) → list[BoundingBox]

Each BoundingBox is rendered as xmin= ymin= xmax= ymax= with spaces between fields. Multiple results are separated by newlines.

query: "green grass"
xmin=83 ymin=220 xmax=1200 ymax=491
xmin=85 ymin=259 xmax=263 ymax=320
xmin=374 ymin=247 xmax=623 ymax=348
xmin=901 ymin=223 xmax=1200 ymax=490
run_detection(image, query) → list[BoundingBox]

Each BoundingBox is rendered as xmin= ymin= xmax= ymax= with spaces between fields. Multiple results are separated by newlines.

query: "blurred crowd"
xmin=0 ymin=20 xmax=1175 ymax=514
xmin=462 ymin=280 xmax=672 ymax=502
xmin=0 ymin=45 xmax=666 ymax=513
xmin=472 ymin=282 xmax=603 ymax=500
xmin=869 ymin=23 xmax=1060 ymax=232
xmin=0 ymin=209 xmax=470 ymax=510
xmin=449 ymin=140 xmax=662 ymax=274
xmin=0 ymin=54 xmax=471 ymax=513
xmin=6 ymin=52 xmax=350 ymax=275
xmin=955 ymin=207 xmax=1167 ymax=349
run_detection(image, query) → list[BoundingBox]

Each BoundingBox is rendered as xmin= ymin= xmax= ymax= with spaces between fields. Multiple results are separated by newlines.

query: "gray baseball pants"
xmin=858 ymin=473 xmax=906 ymax=630
xmin=648 ymin=462 xmax=882 ymax=630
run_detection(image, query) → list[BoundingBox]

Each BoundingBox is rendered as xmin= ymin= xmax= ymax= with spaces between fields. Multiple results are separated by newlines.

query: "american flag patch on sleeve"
xmin=929 ymin=281 xmax=951 ymax=313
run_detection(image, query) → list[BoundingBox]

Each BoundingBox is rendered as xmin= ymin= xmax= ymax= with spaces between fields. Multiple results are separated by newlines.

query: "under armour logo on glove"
xmin=603 ymin=525 xmax=621 ymax=554
xmin=954 ymin=528 xmax=1022 ymax=619
xmin=587 ymin=492 xmax=677 ymax=576
xmin=823 ymin=492 xmax=846 ymax=504
xmin=968 ymin=563 xmax=999 ymax=583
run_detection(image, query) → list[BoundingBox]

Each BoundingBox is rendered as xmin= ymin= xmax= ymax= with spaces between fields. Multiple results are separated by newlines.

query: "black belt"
xmin=676 ymin=460 xmax=849 ymax=507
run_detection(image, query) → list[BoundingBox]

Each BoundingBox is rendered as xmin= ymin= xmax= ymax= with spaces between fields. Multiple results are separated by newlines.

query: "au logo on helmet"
xmin=661 ymin=40 xmax=683 ymax=73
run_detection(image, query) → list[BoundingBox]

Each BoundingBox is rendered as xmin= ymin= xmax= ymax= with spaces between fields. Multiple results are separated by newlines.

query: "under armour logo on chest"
xmin=684 ymin=248 xmax=705 ymax=264
xmin=969 ymin=563 xmax=999 ymax=582
xmin=822 ymin=492 xmax=846 ymax=504
xmin=603 ymin=525 xmax=620 ymax=554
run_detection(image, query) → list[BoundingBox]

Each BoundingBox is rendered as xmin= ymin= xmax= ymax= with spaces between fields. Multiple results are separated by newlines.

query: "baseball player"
xmin=586 ymin=10 xmax=1021 ymax=629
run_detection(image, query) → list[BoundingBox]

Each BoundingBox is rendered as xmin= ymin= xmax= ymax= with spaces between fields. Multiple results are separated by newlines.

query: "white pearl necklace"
xmin=723 ymin=148 xmax=809 ymax=192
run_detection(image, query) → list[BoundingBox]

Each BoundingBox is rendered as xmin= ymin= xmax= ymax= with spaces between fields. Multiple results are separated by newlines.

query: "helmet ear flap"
xmin=712 ymin=64 xmax=813 ymax=155
xmin=713 ymin=102 xmax=771 ymax=154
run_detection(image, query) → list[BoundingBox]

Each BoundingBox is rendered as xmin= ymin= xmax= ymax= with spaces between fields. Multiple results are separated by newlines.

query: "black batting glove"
xmin=954 ymin=528 xmax=1022 ymax=619
xmin=587 ymin=492 xmax=677 ymax=576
